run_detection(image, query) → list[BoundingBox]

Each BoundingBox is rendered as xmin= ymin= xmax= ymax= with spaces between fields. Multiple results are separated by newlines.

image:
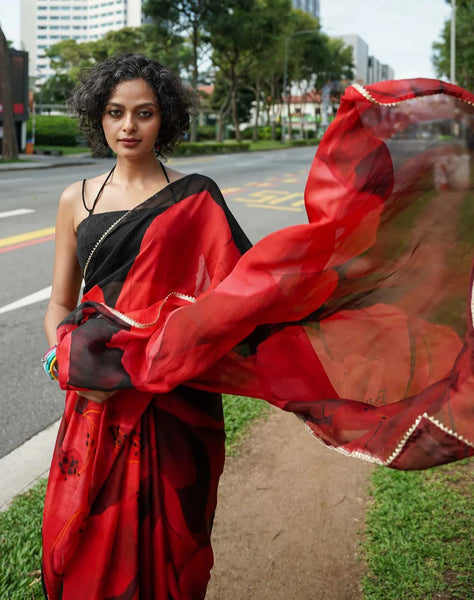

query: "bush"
xmin=289 ymin=138 xmax=318 ymax=147
xmin=26 ymin=115 xmax=79 ymax=147
xmin=196 ymin=125 xmax=216 ymax=141
xmin=174 ymin=141 xmax=250 ymax=156
xmin=241 ymin=125 xmax=283 ymax=140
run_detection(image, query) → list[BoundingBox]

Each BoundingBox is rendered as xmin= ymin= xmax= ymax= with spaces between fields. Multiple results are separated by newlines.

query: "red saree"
xmin=43 ymin=79 xmax=474 ymax=600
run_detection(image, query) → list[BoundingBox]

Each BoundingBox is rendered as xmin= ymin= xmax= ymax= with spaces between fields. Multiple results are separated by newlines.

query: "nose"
xmin=122 ymin=112 xmax=137 ymax=133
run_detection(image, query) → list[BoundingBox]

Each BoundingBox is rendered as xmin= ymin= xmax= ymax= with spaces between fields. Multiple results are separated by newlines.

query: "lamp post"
xmin=281 ymin=29 xmax=318 ymax=143
xmin=31 ymin=66 xmax=44 ymax=150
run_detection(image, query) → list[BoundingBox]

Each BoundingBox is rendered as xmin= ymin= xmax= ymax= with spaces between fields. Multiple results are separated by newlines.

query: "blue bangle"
xmin=41 ymin=345 xmax=58 ymax=380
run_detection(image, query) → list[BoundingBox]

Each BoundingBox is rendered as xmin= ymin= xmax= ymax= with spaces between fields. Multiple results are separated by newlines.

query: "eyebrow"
xmin=105 ymin=102 xmax=158 ymax=108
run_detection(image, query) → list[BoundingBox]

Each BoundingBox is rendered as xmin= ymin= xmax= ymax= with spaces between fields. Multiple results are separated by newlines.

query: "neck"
xmin=114 ymin=151 xmax=164 ymax=186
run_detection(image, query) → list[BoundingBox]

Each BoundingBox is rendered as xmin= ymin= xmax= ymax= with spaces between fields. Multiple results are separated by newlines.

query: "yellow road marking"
xmin=269 ymin=193 xmax=301 ymax=205
xmin=0 ymin=227 xmax=55 ymax=248
xmin=221 ymin=187 xmax=242 ymax=194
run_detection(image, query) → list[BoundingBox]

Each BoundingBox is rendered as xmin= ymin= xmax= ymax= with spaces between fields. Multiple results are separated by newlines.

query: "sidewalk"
xmin=0 ymin=420 xmax=60 ymax=511
xmin=0 ymin=152 xmax=102 ymax=171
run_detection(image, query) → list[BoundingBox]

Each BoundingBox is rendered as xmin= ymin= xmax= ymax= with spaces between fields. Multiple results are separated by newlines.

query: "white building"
xmin=381 ymin=64 xmax=395 ymax=81
xmin=20 ymin=0 xmax=143 ymax=83
xmin=367 ymin=55 xmax=382 ymax=84
xmin=292 ymin=0 xmax=320 ymax=19
xmin=338 ymin=34 xmax=368 ymax=83
xmin=336 ymin=34 xmax=395 ymax=84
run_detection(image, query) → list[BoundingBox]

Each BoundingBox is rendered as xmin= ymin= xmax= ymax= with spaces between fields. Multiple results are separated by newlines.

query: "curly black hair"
xmin=67 ymin=53 xmax=197 ymax=158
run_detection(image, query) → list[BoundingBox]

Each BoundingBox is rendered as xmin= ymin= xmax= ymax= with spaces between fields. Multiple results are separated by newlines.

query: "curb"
xmin=0 ymin=420 xmax=60 ymax=512
xmin=0 ymin=160 xmax=97 ymax=172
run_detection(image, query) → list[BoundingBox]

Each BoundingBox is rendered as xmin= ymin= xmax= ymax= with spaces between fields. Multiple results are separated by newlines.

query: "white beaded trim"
xmin=352 ymin=82 xmax=474 ymax=108
xmin=83 ymin=209 xmax=133 ymax=279
xmin=302 ymin=410 xmax=473 ymax=467
xmin=471 ymin=278 xmax=474 ymax=324
xmin=99 ymin=292 xmax=196 ymax=329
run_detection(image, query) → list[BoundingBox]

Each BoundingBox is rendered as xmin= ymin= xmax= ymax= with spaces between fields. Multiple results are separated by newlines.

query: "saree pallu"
xmin=43 ymin=79 xmax=474 ymax=600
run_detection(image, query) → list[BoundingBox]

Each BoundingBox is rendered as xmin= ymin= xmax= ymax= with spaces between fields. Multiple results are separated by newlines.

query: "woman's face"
xmin=102 ymin=78 xmax=161 ymax=158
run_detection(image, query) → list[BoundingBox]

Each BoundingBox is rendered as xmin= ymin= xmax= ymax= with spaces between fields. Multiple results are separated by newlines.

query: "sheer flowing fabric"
xmin=43 ymin=79 xmax=474 ymax=600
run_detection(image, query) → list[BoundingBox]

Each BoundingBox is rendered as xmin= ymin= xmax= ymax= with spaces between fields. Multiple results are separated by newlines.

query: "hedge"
xmin=174 ymin=141 xmax=251 ymax=156
xmin=26 ymin=115 xmax=79 ymax=147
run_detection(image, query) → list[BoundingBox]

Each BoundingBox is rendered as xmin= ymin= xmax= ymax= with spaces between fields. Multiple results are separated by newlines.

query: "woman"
xmin=42 ymin=54 xmax=251 ymax=600
xmin=43 ymin=54 xmax=474 ymax=600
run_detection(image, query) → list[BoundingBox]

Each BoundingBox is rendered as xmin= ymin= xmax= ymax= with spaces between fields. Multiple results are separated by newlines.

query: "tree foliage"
xmin=45 ymin=26 xmax=188 ymax=86
xmin=143 ymin=0 xmax=228 ymax=140
xmin=35 ymin=4 xmax=355 ymax=141
xmin=432 ymin=0 xmax=474 ymax=90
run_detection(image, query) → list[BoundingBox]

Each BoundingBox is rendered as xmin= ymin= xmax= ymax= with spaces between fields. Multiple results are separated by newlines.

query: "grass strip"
xmin=0 ymin=479 xmax=46 ymax=599
xmin=223 ymin=394 xmax=269 ymax=454
xmin=361 ymin=459 xmax=473 ymax=600
xmin=0 ymin=394 xmax=268 ymax=598
xmin=34 ymin=146 xmax=92 ymax=156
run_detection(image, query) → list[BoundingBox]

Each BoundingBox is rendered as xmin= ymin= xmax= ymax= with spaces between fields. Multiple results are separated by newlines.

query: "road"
xmin=0 ymin=146 xmax=316 ymax=457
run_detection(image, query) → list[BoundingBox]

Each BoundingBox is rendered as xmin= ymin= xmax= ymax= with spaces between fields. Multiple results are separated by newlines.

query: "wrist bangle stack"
xmin=42 ymin=345 xmax=59 ymax=381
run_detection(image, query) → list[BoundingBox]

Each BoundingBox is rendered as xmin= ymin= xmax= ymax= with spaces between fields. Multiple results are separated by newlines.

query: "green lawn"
xmin=361 ymin=459 xmax=473 ymax=600
xmin=0 ymin=398 xmax=471 ymax=600
xmin=33 ymin=145 xmax=91 ymax=156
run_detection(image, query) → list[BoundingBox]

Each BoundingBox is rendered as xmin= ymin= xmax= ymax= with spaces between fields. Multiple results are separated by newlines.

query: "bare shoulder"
xmin=59 ymin=171 xmax=110 ymax=230
xmin=60 ymin=179 xmax=83 ymax=203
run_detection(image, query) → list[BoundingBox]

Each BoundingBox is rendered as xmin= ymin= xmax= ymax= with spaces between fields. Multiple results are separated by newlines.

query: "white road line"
xmin=0 ymin=177 xmax=32 ymax=184
xmin=0 ymin=286 xmax=51 ymax=314
xmin=0 ymin=208 xmax=35 ymax=219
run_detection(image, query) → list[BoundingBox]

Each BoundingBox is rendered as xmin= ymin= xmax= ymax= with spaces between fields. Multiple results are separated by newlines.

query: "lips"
xmin=119 ymin=138 xmax=141 ymax=148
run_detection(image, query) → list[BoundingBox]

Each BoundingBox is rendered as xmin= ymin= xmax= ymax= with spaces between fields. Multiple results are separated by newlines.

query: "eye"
xmin=107 ymin=109 xmax=122 ymax=118
xmin=138 ymin=110 xmax=153 ymax=118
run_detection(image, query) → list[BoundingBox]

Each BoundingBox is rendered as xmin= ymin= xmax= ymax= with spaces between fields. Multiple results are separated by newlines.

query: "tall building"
xmin=367 ymin=56 xmax=381 ymax=84
xmin=292 ymin=0 xmax=320 ymax=19
xmin=338 ymin=34 xmax=368 ymax=83
xmin=381 ymin=63 xmax=395 ymax=81
xmin=336 ymin=34 xmax=395 ymax=84
xmin=20 ymin=0 xmax=143 ymax=83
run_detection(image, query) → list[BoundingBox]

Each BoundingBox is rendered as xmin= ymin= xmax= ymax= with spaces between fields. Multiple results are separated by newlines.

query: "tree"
xmin=432 ymin=0 xmax=474 ymax=90
xmin=207 ymin=0 xmax=261 ymax=142
xmin=143 ymin=0 xmax=224 ymax=141
xmin=0 ymin=25 xmax=19 ymax=159
xmin=38 ymin=73 xmax=76 ymax=105
xmin=44 ymin=26 xmax=190 ymax=93
xmin=243 ymin=0 xmax=293 ymax=141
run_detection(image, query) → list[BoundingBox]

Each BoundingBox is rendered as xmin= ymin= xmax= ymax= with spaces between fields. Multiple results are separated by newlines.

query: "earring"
xmin=154 ymin=141 xmax=161 ymax=153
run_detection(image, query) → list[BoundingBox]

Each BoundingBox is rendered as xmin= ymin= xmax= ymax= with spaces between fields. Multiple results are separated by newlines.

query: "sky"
xmin=0 ymin=0 xmax=453 ymax=80
xmin=320 ymin=0 xmax=452 ymax=79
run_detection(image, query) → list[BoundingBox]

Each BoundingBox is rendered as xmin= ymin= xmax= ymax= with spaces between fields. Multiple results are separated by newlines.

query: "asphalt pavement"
xmin=0 ymin=152 xmax=98 ymax=510
xmin=0 ymin=147 xmax=314 ymax=510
